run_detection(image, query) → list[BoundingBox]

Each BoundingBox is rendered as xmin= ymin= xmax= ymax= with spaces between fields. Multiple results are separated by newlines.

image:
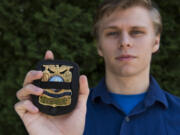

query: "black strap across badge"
xmin=31 ymin=60 xmax=79 ymax=115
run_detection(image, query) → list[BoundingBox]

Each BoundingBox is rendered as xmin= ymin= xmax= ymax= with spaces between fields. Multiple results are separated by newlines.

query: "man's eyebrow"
xmin=102 ymin=26 xmax=119 ymax=31
xmin=131 ymin=26 xmax=147 ymax=29
xmin=102 ymin=25 xmax=147 ymax=31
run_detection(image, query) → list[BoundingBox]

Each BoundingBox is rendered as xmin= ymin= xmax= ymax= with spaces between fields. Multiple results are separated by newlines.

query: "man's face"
xmin=97 ymin=6 xmax=160 ymax=77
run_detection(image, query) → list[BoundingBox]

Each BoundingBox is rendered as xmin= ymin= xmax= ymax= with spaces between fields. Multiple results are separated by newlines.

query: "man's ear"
xmin=96 ymin=41 xmax=103 ymax=57
xmin=97 ymin=47 xmax=103 ymax=57
xmin=152 ymin=34 xmax=160 ymax=53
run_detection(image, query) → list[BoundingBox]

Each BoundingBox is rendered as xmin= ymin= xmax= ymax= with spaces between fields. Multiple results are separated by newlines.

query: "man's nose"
xmin=118 ymin=32 xmax=132 ymax=49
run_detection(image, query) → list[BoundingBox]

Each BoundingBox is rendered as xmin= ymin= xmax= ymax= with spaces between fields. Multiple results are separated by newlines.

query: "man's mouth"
xmin=115 ymin=54 xmax=136 ymax=61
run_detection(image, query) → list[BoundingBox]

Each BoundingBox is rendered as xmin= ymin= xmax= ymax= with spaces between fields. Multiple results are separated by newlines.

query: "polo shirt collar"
xmin=144 ymin=75 xmax=168 ymax=109
xmin=91 ymin=75 xmax=168 ymax=109
xmin=91 ymin=78 xmax=113 ymax=104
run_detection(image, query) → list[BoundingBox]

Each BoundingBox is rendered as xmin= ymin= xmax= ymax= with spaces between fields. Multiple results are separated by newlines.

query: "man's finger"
xmin=77 ymin=75 xmax=90 ymax=108
xmin=44 ymin=50 xmax=54 ymax=60
xmin=14 ymin=100 xmax=39 ymax=118
xmin=17 ymin=84 xmax=43 ymax=100
xmin=23 ymin=70 xmax=43 ymax=87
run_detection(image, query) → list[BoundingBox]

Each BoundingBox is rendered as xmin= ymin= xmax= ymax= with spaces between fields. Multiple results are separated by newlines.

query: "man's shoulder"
xmin=163 ymin=90 xmax=180 ymax=114
xmin=162 ymin=91 xmax=180 ymax=132
xmin=164 ymin=90 xmax=180 ymax=106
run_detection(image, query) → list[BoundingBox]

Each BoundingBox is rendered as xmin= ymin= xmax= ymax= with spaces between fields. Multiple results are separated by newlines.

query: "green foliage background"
xmin=0 ymin=0 xmax=179 ymax=134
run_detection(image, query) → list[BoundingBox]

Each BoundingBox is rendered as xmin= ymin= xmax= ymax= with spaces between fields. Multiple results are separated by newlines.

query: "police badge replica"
xmin=31 ymin=60 xmax=79 ymax=115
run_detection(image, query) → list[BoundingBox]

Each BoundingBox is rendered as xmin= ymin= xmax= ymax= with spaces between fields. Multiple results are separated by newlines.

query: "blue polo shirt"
xmin=83 ymin=76 xmax=180 ymax=135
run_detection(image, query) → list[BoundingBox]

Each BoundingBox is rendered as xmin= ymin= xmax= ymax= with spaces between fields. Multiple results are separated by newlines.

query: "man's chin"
xmin=110 ymin=67 xmax=139 ymax=77
xmin=115 ymin=71 xmax=137 ymax=77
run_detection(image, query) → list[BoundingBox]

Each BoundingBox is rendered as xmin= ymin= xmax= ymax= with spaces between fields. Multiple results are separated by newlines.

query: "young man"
xmin=15 ymin=0 xmax=180 ymax=135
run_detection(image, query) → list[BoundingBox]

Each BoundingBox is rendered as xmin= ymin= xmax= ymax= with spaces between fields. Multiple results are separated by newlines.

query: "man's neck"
xmin=105 ymin=69 xmax=150 ymax=95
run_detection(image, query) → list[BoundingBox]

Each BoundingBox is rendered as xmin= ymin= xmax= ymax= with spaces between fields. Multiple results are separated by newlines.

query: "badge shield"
xmin=32 ymin=60 xmax=79 ymax=115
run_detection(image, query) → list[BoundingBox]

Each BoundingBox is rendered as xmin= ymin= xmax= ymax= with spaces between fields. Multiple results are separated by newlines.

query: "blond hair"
xmin=93 ymin=0 xmax=162 ymax=40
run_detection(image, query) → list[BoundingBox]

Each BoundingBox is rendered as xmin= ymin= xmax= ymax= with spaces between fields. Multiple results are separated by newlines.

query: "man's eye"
xmin=106 ymin=32 xmax=119 ymax=36
xmin=130 ymin=31 xmax=144 ymax=35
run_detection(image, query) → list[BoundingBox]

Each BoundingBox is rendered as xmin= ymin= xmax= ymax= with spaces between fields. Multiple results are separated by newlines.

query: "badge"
xmin=31 ymin=60 xmax=79 ymax=115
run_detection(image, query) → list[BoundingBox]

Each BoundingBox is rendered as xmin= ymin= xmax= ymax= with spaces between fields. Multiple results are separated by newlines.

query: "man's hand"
xmin=14 ymin=50 xmax=89 ymax=135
